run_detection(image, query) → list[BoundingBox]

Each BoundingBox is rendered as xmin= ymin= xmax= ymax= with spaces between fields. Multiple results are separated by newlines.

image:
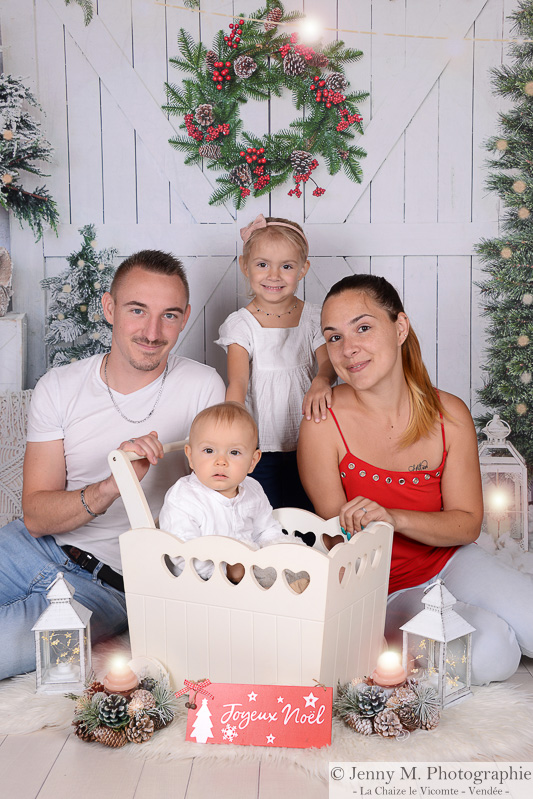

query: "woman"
xmin=298 ymin=274 xmax=533 ymax=684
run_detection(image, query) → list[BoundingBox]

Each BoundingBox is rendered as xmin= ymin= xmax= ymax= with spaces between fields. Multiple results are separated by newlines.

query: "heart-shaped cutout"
xmin=322 ymin=532 xmax=344 ymax=551
xmin=338 ymin=563 xmax=351 ymax=587
xmin=192 ymin=558 xmax=214 ymax=580
xmin=163 ymin=554 xmax=184 ymax=577
xmin=252 ymin=566 xmax=277 ymax=589
xmin=284 ymin=569 xmax=310 ymax=594
xmin=355 ymin=554 xmax=367 ymax=577
xmin=370 ymin=547 xmax=382 ymax=569
xmin=222 ymin=561 xmax=245 ymax=585
xmin=294 ymin=530 xmax=316 ymax=548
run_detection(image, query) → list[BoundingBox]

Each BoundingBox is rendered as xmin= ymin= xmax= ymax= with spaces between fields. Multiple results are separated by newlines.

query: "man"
xmin=0 ymin=250 xmax=225 ymax=679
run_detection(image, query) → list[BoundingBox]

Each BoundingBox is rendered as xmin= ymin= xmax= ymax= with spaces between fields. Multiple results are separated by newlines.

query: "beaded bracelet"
xmin=80 ymin=486 xmax=104 ymax=518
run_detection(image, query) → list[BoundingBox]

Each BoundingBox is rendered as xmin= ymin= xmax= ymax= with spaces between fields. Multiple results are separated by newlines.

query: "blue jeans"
xmin=250 ymin=450 xmax=314 ymax=511
xmin=0 ymin=520 xmax=128 ymax=680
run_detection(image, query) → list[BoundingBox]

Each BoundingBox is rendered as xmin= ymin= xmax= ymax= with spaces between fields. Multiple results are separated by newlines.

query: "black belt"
xmin=61 ymin=545 xmax=124 ymax=593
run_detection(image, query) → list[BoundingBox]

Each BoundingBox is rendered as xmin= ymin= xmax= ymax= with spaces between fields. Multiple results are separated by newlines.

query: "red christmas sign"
xmin=184 ymin=683 xmax=333 ymax=748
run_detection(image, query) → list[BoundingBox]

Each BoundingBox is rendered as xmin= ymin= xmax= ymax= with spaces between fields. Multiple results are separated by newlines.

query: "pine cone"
xmin=344 ymin=712 xmax=373 ymax=735
xmin=325 ymin=72 xmax=347 ymax=93
xmin=386 ymin=685 xmax=417 ymax=712
xmin=396 ymin=704 xmax=419 ymax=731
xmin=283 ymin=51 xmax=306 ymax=77
xmin=353 ymin=685 xmax=388 ymax=718
xmin=126 ymin=713 xmax=155 ymax=744
xmin=151 ymin=711 xmax=174 ymax=731
xmin=205 ymin=50 xmax=217 ymax=73
xmin=338 ymin=150 xmax=349 ymax=160
xmin=73 ymin=720 xmax=96 ymax=742
xmin=130 ymin=689 xmax=156 ymax=710
xmin=309 ymin=52 xmax=329 ymax=69
xmin=139 ymin=677 xmax=157 ymax=692
xmin=85 ymin=680 xmax=106 ymax=698
xmin=229 ymin=163 xmax=252 ymax=187
xmin=374 ymin=709 xmax=403 ymax=738
xmin=290 ymin=150 xmax=314 ymax=174
xmin=98 ymin=694 xmax=130 ymax=729
xmin=93 ymin=726 xmax=127 ymax=748
xmin=195 ymin=104 xmax=214 ymax=127
xmin=199 ymin=143 xmax=222 ymax=160
xmin=408 ymin=683 xmax=441 ymax=730
xmin=264 ymin=7 xmax=282 ymax=30
xmin=234 ymin=55 xmax=258 ymax=79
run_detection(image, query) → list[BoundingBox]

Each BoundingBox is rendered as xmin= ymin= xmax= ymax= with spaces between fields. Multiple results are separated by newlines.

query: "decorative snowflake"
xmin=221 ymin=724 xmax=238 ymax=742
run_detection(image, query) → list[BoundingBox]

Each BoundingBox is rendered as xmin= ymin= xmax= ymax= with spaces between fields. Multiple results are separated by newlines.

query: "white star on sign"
xmin=266 ymin=734 xmax=275 ymax=744
xmin=277 ymin=696 xmax=284 ymax=703
xmin=303 ymin=692 xmax=318 ymax=708
xmin=247 ymin=691 xmax=258 ymax=702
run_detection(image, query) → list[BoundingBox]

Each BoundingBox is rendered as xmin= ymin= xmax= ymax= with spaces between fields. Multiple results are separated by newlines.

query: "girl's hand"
xmin=339 ymin=496 xmax=395 ymax=538
xmin=302 ymin=376 xmax=333 ymax=422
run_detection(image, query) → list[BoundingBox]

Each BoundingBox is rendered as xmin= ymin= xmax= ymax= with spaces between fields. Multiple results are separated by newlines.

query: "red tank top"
xmin=329 ymin=408 xmax=459 ymax=594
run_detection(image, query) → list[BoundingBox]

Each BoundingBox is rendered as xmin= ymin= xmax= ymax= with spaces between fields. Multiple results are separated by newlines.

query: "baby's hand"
xmin=302 ymin=376 xmax=332 ymax=423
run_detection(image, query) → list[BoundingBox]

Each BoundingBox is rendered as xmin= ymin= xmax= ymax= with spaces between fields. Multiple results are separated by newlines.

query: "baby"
xmin=159 ymin=401 xmax=296 ymax=583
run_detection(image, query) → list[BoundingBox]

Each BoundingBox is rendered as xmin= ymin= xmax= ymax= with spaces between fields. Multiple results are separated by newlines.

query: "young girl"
xmin=215 ymin=214 xmax=336 ymax=510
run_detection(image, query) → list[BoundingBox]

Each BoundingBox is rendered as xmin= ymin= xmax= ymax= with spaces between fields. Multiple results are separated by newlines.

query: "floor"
xmin=1 ymin=659 xmax=532 ymax=799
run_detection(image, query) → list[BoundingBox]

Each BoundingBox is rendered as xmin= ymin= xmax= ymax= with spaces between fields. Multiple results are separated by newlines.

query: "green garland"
xmin=165 ymin=2 xmax=368 ymax=209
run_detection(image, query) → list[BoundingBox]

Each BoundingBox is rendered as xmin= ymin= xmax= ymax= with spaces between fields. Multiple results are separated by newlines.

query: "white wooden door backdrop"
xmin=0 ymin=0 xmax=515 ymax=412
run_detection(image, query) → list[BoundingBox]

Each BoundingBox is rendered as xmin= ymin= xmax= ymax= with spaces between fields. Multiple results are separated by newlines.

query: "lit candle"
xmin=103 ymin=655 xmax=139 ymax=695
xmin=371 ymin=651 xmax=407 ymax=688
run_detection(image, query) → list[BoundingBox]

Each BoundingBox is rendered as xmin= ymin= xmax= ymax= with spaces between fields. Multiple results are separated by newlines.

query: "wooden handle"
xmin=126 ymin=438 xmax=188 ymax=462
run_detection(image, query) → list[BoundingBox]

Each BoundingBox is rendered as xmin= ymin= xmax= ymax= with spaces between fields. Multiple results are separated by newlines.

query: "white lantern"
xmin=400 ymin=580 xmax=474 ymax=709
xmin=31 ymin=572 xmax=92 ymax=694
xmin=478 ymin=414 xmax=528 ymax=550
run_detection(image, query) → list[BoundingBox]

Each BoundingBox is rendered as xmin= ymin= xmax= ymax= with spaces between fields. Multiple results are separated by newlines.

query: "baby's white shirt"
xmin=159 ymin=472 xmax=291 ymax=578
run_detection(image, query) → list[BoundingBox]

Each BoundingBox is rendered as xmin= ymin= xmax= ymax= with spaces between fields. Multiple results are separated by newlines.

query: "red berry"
xmin=224 ymin=36 xmax=229 ymax=42
xmin=252 ymin=155 xmax=257 ymax=161
xmin=217 ymin=84 xmax=222 ymax=90
xmin=319 ymin=80 xmax=325 ymax=87
xmin=314 ymin=75 xmax=320 ymax=81
xmin=258 ymin=147 xmax=264 ymax=154
xmin=246 ymin=156 xmax=252 ymax=163
xmin=235 ymin=37 xmax=241 ymax=43
xmin=229 ymin=23 xmax=234 ymax=28
xmin=233 ymin=43 xmax=238 ymax=48
xmin=226 ymin=75 xmax=231 ymax=80
xmin=226 ymin=61 xmax=232 ymax=67
xmin=326 ymin=102 xmax=332 ymax=108
xmin=239 ymin=19 xmax=244 ymax=25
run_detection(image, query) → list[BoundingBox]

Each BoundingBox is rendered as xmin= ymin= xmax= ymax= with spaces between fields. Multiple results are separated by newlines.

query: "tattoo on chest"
xmin=408 ymin=459 xmax=428 ymax=472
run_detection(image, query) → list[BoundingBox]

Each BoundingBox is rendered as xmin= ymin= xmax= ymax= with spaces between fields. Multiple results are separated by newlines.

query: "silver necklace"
xmin=254 ymin=302 xmax=298 ymax=318
xmin=103 ymin=353 xmax=169 ymax=424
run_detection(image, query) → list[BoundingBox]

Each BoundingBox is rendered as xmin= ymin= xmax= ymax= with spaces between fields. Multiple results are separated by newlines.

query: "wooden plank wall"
xmin=0 ymin=0 xmax=516 ymax=414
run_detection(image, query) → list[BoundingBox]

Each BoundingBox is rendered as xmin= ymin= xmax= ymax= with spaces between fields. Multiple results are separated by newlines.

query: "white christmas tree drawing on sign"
xmin=190 ymin=698 xmax=214 ymax=743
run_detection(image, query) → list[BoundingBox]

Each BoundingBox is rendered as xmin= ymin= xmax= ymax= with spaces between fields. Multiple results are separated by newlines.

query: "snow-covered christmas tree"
xmin=0 ymin=73 xmax=59 ymax=240
xmin=41 ymin=225 xmax=117 ymax=367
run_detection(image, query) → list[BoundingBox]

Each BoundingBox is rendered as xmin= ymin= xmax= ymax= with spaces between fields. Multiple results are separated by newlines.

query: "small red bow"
xmin=175 ymin=678 xmax=214 ymax=700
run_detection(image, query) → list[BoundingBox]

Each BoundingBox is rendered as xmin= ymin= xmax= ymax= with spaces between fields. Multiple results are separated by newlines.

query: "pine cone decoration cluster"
xmin=325 ymin=72 xmax=347 ymax=93
xmin=264 ymin=7 xmax=282 ymax=31
xmin=229 ymin=163 xmax=252 ymax=187
xmin=234 ymin=55 xmax=258 ymax=78
xmin=199 ymin=143 xmax=222 ymax=160
xmin=194 ymin=103 xmax=214 ymax=127
xmin=335 ymin=678 xmax=441 ymax=738
xmin=70 ymin=669 xmax=177 ymax=748
xmin=283 ymin=51 xmax=306 ymax=77
xmin=310 ymin=52 xmax=329 ymax=69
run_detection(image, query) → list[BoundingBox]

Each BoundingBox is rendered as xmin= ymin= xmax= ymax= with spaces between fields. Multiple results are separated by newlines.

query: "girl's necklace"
xmin=254 ymin=302 xmax=298 ymax=319
xmin=103 ymin=353 xmax=169 ymax=424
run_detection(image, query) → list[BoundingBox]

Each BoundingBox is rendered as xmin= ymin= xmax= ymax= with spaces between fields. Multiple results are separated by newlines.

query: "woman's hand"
xmin=339 ymin=496 xmax=395 ymax=538
xmin=302 ymin=375 xmax=332 ymax=422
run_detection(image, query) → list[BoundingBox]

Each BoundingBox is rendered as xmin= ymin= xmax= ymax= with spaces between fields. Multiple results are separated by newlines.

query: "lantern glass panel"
xmin=481 ymin=470 xmax=524 ymax=541
xmin=39 ymin=629 xmax=83 ymax=685
xmin=405 ymin=633 xmax=438 ymax=682
xmin=444 ymin=635 xmax=469 ymax=698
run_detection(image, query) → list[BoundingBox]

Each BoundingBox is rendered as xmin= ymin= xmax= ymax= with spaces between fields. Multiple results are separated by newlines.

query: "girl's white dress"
xmin=216 ymin=302 xmax=325 ymax=452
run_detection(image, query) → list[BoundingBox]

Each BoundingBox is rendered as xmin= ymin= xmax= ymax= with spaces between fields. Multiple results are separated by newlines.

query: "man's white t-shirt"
xmin=26 ymin=353 xmax=225 ymax=572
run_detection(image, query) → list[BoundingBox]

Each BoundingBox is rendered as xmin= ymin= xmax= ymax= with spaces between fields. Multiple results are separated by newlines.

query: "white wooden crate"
xmin=110 ymin=447 xmax=393 ymax=688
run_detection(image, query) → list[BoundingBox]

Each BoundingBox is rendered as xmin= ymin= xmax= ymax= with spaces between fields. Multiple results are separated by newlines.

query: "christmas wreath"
xmin=165 ymin=2 xmax=368 ymax=209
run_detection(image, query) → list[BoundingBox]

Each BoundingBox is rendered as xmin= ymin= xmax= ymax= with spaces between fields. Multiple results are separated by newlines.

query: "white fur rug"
xmin=1 ymin=537 xmax=532 ymax=781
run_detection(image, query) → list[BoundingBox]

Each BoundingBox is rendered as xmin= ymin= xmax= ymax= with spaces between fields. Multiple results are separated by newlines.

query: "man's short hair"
xmin=110 ymin=250 xmax=190 ymax=304
xmin=190 ymin=402 xmax=258 ymax=448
